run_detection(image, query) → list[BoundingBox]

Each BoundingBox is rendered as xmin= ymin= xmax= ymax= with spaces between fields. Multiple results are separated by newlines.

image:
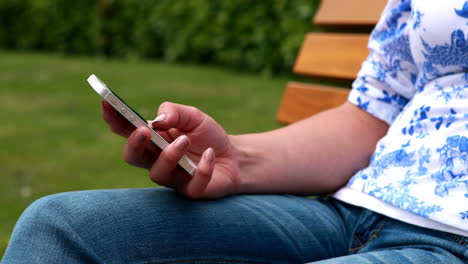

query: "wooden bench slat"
xmin=276 ymin=0 xmax=383 ymax=125
xmin=276 ymin=82 xmax=349 ymax=124
xmin=314 ymin=0 xmax=387 ymax=25
xmin=293 ymin=33 xmax=369 ymax=80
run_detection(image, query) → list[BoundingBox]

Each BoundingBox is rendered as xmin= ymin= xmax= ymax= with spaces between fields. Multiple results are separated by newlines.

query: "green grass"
xmin=0 ymin=51 xmax=287 ymax=257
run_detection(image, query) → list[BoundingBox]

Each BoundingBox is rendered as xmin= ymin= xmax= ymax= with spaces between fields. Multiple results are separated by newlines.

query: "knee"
xmin=5 ymin=192 xmax=84 ymax=253
xmin=15 ymin=193 xmax=77 ymax=231
xmin=5 ymin=192 xmax=110 ymax=263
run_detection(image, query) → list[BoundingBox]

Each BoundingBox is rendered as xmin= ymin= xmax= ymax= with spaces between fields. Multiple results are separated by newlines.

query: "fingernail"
xmin=203 ymin=148 xmax=215 ymax=162
xmin=136 ymin=128 xmax=146 ymax=143
xmin=175 ymin=135 xmax=189 ymax=151
xmin=154 ymin=114 xmax=167 ymax=122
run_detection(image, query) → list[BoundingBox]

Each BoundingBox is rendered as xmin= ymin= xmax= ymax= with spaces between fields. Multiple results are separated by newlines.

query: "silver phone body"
xmin=87 ymin=74 xmax=197 ymax=175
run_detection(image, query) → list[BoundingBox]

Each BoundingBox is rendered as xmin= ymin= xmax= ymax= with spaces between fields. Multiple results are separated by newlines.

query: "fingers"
xmin=149 ymin=135 xmax=192 ymax=187
xmin=123 ymin=127 xmax=157 ymax=169
xmin=105 ymin=100 xmax=219 ymax=198
xmin=183 ymin=148 xmax=215 ymax=199
xmin=148 ymin=136 xmax=216 ymax=199
xmin=147 ymin=124 xmax=185 ymax=143
xmin=101 ymin=101 xmax=135 ymax=138
xmin=151 ymin=102 xmax=206 ymax=132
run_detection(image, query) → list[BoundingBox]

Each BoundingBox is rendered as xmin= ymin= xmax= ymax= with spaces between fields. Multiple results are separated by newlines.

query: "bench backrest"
xmin=276 ymin=0 xmax=387 ymax=124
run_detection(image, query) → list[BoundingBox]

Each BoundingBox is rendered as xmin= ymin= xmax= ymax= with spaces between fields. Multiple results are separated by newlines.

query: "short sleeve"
xmin=348 ymin=0 xmax=419 ymax=125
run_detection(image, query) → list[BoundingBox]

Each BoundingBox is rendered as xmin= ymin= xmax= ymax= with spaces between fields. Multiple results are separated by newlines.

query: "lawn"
xmin=0 ymin=51 xmax=287 ymax=257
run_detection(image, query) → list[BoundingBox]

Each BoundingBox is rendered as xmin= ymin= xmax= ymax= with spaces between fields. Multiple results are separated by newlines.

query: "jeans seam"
xmin=352 ymin=235 xmax=364 ymax=249
xmin=148 ymin=258 xmax=270 ymax=264
xmin=449 ymin=234 xmax=468 ymax=246
xmin=349 ymin=218 xmax=388 ymax=252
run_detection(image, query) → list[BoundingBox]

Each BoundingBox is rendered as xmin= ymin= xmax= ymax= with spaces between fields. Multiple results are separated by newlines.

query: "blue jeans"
xmin=2 ymin=188 xmax=467 ymax=263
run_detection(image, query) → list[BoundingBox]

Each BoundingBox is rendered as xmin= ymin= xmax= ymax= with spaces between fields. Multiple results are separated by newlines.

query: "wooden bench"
xmin=276 ymin=0 xmax=387 ymax=124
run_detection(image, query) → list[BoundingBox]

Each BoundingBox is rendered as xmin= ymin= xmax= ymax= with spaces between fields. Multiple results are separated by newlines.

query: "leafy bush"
xmin=0 ymin=0 xmax=98 ymax=54
xmin=0 ymin=0 xmax=320 ymax=74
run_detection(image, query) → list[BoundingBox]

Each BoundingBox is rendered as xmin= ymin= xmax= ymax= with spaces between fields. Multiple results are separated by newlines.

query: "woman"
xmin=2 ymin=0 xmax=467 ymax=263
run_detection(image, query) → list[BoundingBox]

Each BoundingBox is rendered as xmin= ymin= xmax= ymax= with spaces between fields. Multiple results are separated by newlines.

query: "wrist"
xmin=228 ymin=134 xmax=272 ymax=194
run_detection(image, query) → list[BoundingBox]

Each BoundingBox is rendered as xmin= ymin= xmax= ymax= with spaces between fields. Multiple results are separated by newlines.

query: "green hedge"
xmin=0 ymin=0 xmax=320 ymax=74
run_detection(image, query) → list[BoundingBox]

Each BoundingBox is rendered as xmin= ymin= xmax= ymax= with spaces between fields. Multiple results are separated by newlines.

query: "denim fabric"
xmin=2 ymin=188 xmax=467 ymax=263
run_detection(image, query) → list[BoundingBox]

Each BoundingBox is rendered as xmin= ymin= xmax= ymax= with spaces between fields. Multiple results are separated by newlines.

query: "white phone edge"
xmin=87 ymin=74 xmax=197 ymax=176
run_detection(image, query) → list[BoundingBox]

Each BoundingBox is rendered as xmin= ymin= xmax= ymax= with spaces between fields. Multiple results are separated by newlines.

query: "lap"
xmin=3 ymin=188 xmax=353 ymax=263
xmin=3 ymin=188 xmax=467 ymax=264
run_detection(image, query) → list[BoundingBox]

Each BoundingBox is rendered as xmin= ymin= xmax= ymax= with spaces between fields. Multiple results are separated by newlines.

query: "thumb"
xmin=151 ymin=102 xmax=206 ymax=132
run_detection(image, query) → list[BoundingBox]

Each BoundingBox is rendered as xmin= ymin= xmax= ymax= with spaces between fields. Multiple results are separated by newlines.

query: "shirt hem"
xmin=333 ymin=187 xmax=468 ymax=237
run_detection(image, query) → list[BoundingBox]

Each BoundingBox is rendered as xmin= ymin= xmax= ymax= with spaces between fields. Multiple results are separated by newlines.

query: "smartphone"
xmin=87 ymin=74 xmax=197 ymax=175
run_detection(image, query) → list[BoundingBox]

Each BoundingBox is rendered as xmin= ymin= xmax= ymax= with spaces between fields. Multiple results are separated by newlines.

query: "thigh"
xmin=308 ymin=212 xmax=468 ymax=264
xmin=309 ymin=248 xmax=466 ymax=264
xmin=3 ymin=188 xmax=354 ymax=264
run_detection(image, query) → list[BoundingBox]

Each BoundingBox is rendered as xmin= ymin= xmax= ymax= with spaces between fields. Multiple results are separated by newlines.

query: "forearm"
xmin=230 ymin=102 xmax=389 ymax=195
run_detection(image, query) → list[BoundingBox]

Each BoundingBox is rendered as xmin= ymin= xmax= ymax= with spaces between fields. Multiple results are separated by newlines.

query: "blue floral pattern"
xmin=421 ymin=30 xmax=468 ymax=68
xmin=339 ymin=0 xmax=468 ymax=235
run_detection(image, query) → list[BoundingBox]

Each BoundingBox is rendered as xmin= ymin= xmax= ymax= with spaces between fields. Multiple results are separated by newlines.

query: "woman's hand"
xmin=102 ymin=101 xmax=240 ymax=199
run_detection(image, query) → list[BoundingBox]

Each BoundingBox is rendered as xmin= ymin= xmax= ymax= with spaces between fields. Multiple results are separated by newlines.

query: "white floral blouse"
xmin=334 ymin=0 xmax=468 ymax=236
